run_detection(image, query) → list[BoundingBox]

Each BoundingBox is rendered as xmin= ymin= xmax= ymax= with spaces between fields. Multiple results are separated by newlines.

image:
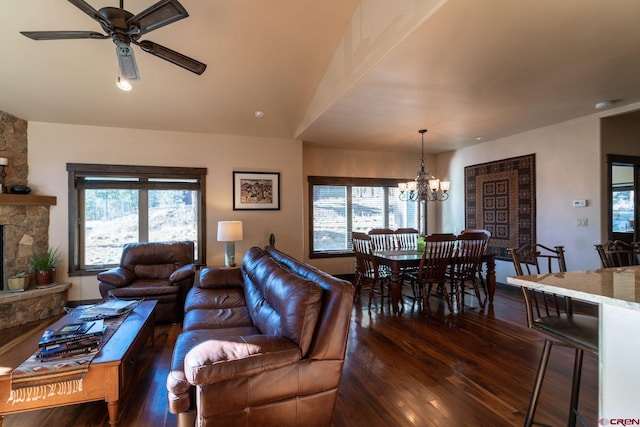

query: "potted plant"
xmin=29 ymin=247 xmax=61 ymax=287
xmin=8 ymin=271 xmax=30 ymax=291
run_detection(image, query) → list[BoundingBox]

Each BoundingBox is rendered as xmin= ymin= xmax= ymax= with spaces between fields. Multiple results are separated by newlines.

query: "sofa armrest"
xmin=198 ymin=267 xmax=243 ymax=289
xmin=97 ymin=267 xmax=136 ymax=288
xmin=184 ymin=335 xmax=301 ymax=386
xmin=169 ymin=264 xmax=195 ymax=283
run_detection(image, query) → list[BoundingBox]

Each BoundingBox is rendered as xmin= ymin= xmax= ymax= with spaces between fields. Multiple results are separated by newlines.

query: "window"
xmin=67 ymin=163 xmax=207 ymax=275
xmin=309 ymin=176 xmax=419 ymax=257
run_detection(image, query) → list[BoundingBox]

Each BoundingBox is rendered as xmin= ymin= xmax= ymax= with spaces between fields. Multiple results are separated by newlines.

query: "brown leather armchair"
xmin=97 ymin=241 xmax=195 ymax=323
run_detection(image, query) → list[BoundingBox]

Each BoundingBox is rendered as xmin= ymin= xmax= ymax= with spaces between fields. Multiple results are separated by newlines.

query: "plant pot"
xmin=34 ymin=268 xmax=56 ymax=287
xmin=8 ymin=276 xmax=30 ymax=291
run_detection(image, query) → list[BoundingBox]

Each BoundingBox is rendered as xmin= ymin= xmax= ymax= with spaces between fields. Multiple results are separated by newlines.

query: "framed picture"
xmin=233 ymin=171 xmax=280 ymax=210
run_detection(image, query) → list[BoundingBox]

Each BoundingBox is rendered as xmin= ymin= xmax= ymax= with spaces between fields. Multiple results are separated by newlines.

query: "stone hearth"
xmin=0 ymin=284 xmax=70 ymax=330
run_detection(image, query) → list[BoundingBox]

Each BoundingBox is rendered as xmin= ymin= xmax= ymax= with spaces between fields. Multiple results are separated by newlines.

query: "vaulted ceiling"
xmin=2 ymin=0 xmax=640 ymax=154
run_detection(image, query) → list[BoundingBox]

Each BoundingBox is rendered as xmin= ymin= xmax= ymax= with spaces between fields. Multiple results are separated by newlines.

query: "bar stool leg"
xmin=568 ymin=348 xmax=584 ymax=427
xmin=525 ymin=339 xmax=553 ymax=427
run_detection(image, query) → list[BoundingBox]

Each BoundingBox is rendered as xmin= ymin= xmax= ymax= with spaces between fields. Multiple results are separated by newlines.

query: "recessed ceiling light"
xmin=595 ymin=101 xmax=614 ymax=110
xmin=475 ymin=136 xmax=484 ymax=142
xmin=254 ymin=111 xmax=264 ymax=118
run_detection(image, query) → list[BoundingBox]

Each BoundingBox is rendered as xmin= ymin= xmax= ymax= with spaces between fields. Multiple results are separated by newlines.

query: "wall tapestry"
xmin=464 ymin=154 xmax=536 ymax=261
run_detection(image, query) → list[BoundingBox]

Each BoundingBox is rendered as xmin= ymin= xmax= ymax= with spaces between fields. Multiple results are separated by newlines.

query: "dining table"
xmin=507 ymin=265 xmax=640 ymax=421
xmin=372 ymin=249 xmax=496 ymax=314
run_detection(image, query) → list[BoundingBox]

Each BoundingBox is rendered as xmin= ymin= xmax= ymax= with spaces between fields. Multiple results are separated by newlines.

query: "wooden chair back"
xmin=368 ymin=228 xmax=396 ymax=251
xmin=352 ymin=232 xmax=373 ymax=278
xmin=461 ymin=228 xmax=491 ymax=252
xmin=417 ymin=233 xmax=457 ymax=284
xmin=509 ymin=243 xmax=567 ymax=276
xmin=461 ymin=228 xmax=491 ymax=237
xmin=453 ymin=232 xmax=490 ymax=280
xmin=595 ymin=240 xmax=639 ymax=268
xmin=395 ymin=228 xmax=419 ymax=250
xmin=508 ymin=243 xmax=572 ymax=325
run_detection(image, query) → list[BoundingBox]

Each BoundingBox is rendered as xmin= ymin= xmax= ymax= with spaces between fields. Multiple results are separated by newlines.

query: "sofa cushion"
xmin=183 ymin=307 xmax=255 ymax=332
xmin=264 ymin=245 xmax=355 ymax=360
xmin=184 ymin=334 xmax=302 ymax=386
xmin=107 ymin=280 xmax=180 ymax=301
xmin=134 ymin=263 xmax=176 ymax=279
xmin=184 ymin=286 xmax=246 ymax=313
xmin=242 ymin=248 xmax=323 ymax=356
xmin=198 ymin=267 xmax=243 ymax=289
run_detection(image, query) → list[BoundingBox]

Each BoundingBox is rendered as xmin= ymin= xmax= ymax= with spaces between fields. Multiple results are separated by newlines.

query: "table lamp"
xmin=217 ymin=220 xmax=243 ymax=267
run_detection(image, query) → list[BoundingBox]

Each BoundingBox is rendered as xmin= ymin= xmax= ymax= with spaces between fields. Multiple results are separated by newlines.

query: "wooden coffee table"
xmin=0 ymin=300 xmax=156 ymax=426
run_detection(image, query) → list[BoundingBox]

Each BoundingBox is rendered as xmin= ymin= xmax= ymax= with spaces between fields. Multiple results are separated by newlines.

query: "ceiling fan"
xmin=20 ymin=0 xmax=207 ymax=82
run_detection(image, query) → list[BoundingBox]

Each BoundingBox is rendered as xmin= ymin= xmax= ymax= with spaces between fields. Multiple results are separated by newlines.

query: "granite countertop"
xmin=506 ymin=266 xmax=640 ymax=311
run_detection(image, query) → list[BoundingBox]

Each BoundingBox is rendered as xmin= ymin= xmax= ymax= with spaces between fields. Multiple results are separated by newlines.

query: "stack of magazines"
xmin=66 ymin=298 xmax=142 ymax=321
xmin=37 ymin=319 xmax=106 ymax=361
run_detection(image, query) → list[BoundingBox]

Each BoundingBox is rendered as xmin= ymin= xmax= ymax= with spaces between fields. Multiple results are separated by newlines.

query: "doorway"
xmin=607 ymin=154 xmax=640 ymax=243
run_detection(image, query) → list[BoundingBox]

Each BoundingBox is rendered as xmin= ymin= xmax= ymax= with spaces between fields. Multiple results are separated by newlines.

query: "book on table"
xmin=38 ymin=319 xmax=105 ymax=356
xmin=37 ymin=336 xmax=102 ymax=361
xmin=39 ymin=319 xmax=105 ymax=346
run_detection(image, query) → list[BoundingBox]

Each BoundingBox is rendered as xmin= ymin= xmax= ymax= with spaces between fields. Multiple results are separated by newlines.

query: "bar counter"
xmin=507 ymin=266 xmax=640 ymax=421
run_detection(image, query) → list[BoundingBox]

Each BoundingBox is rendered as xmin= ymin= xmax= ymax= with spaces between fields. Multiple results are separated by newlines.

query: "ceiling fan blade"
xmin=67 ymin=0 xmax=102 ymax=21
xmin=20 ymin=31 xmax=108 ymax=40
xmin=116 ymin=46 xmax=141 ymax=80
xmin=127 ymin=0 xmax=189 ymax=36
xmin=134 ymin=40 xmax=206 ymax=75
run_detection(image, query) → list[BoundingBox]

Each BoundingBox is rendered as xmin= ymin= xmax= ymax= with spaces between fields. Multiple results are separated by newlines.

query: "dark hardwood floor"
xmin=2 ymin=284 xmax=597 ymax=427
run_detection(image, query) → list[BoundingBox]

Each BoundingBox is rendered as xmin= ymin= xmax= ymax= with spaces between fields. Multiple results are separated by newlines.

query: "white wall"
xmin=28 ymin=122 xmax=304 ymax=301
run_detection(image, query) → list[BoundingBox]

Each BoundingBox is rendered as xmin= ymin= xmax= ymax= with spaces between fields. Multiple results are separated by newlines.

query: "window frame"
xmin=67 ymin=163 xmax=207 ymax=276
xmin=308 ymin=176 xmax=416 ymax=258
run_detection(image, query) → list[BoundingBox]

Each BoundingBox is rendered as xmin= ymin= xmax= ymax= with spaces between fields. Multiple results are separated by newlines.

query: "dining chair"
xmin=416 ymin=233 xmax=457 ymax=313
xmin=368 ymin=228 xmax=397 ymax=251
xmin=461 ymin=228 xmax=492 ymax=292
xmin=450 ymin=232 xmax=489 ymax=312
xmin=508 ymin=243 xmax=598 ymax=427
xmin=352 ymin=232 xmax=390 ymax=309
xmin=594 ymin=240 xmax=639 ymax=268
xmin=393 ymin=228 xmax=421 ymax=299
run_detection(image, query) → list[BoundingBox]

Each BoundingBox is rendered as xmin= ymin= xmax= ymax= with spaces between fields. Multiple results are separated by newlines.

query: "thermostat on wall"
xmin=572 ymin=199 xmax=587 ymax=208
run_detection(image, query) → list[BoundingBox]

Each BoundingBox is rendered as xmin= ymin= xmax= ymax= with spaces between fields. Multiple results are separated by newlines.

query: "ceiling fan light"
xmin=117 ymin=76 xmax=132 ymax=91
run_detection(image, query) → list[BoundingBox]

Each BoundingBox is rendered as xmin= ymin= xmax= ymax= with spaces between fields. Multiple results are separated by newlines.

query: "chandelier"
xmin=398 ymin=129 xmax=450 ymax=202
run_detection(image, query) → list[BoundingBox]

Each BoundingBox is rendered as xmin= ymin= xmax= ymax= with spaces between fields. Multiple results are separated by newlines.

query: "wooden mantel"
xmin=0 ymin=194 xmax=56 ymax=206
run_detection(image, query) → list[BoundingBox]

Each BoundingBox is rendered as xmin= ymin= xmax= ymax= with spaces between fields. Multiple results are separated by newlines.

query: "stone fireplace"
xmin=0 ymin=111 xmax=65 ymax=330
xmin=0 ymin=111 xmax=57 ymax=288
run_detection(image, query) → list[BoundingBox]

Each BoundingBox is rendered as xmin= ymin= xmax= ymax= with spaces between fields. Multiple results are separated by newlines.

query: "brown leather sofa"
xmin=167 ymin=246 xmax=355 ymax=427
xmin=97 ymin=241 xmax=195 ymax=323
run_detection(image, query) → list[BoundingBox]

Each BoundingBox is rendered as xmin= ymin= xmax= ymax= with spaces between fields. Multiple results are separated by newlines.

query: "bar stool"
xmin=594 ymin=240 xmax=639 ymax=268
xmin=509 ymin=243 xmax=598 ymax=427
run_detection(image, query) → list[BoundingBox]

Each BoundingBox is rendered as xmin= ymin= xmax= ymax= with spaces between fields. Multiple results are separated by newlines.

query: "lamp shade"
xmin=217 ymin=221 xmax=243 ymax=242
